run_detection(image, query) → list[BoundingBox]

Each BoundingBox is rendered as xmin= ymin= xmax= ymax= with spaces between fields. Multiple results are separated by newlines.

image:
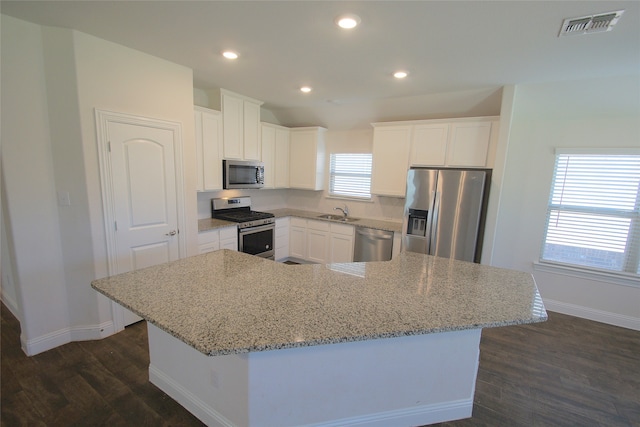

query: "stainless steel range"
xmin=211 ymin=197 xmax=275 ymax=259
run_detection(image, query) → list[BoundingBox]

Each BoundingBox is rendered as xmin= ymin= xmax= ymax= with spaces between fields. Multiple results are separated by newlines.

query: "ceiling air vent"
xmin=559 ymin=10 xmax=624 ymax=36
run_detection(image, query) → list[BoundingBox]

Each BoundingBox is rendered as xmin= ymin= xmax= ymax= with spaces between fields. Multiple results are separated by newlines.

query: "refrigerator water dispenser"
xmin=407 ymin=209 xmax=428 ymax=237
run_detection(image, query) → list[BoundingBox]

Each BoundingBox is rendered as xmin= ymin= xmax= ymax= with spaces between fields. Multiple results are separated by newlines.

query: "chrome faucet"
xmin=334 ymin=204 xmax=349 ymax=218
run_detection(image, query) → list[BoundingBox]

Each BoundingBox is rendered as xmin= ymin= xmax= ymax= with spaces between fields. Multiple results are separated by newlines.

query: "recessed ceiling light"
xmin=222 ymin=51 xmax=239 ymax=60
xmin=335 ymin=14 xmax=361 ymax=29
xmin=300 ymin=86 xmax=312 ymax=93
xmin=393 ymin=71 xmax=408 ymax=79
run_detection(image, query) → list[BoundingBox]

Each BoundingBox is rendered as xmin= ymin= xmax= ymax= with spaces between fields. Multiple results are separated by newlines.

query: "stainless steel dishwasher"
xmin=353 ymin=227 xmax=394 ymax=262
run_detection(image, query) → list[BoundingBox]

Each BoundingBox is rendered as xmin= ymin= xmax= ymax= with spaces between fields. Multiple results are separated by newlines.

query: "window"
xmin=541 ymin=150 xmax=640 ymax=276
xmin=329 ymin=153 xmax=372 ymax=200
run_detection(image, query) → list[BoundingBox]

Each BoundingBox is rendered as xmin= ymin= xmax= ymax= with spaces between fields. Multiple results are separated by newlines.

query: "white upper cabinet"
xmin=409 ymin=118 xmax=497 ymax=168
xmin=371 ymin=125 xmax=412 ymax=197
xmin=274 ymin=126 xmax=290 ymax=188
xmin=261 ymin=123 xmax=290 ymax=189
xmin=289 ymin=127 xmax=326 ymax=191
xmin=410 ymin=124 xmax=449 ymax=167
xmin=372 ymin=117 xmax=499 ymax=198
xmin=211 ymin=89 xmax=263 ymax=161
xmin=243 ymin=101 xmax=262 ymax=160
xmin=446 ymin=121 xmax=492 ymax=167
xmin=194 ymin=106 xmax=223 ymax=192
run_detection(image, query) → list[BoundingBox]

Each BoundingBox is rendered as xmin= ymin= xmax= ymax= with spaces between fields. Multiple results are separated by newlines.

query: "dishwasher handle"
xmin=356 ymin=228 xmax=393 ymax=240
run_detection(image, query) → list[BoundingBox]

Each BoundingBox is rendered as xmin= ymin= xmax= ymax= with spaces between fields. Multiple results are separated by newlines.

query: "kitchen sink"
xmin=316 ymin=214 xmax=359 ymax=222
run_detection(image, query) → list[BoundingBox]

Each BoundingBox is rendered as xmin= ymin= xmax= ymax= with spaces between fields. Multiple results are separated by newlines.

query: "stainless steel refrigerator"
xmin=402 ymin=168 xmax=491 ymax=263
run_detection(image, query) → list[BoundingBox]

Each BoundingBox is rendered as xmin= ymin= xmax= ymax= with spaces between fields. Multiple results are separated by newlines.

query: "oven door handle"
xmin=238 ymin=223 xmax=275 ymax=235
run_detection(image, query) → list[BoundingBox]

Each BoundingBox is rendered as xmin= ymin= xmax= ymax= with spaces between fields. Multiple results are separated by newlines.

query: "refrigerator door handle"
xmin=429 ymin=191 xmax=441 ymax=255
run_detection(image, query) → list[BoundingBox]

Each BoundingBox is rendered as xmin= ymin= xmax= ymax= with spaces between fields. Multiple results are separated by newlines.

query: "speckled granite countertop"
xmin=92 ymin=250 xmax=546 ymax=356
xmin=198 ymin=209 xmax=403 ymax=233
xmin=198 ymin=217 xmax=236 ymax=233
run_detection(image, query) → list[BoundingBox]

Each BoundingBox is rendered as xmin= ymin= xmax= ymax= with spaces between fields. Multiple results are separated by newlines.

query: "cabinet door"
xmin=274 ymin=127 xmax=290 ymax=188
xmin=447 ymin=121 xmax=492 ymax=167
xmin=194 ymin=110 xmax=205 ymax=191
xmin=275 ymin=217 xmax=290 ymax=261
xmin=289 ymin=130 xmax=316 ymax=190
xmin=261 ymin=125 xmax=276 ymax=188
xmin=199 ymin=241 xmax=220 ymax=254
xmin=222 ymin=94 xmax=243 ymax=159
xmin=371 ymin=126 xmax=411 ymax=197
xmin=289 ymin=128 xmax=325 ymax=190
xmin=307 ymin=227 xmax=329 ymax=264
xmin=201 ymin=110 xmax=223 ymax=190
xmin=329 ymin=223 xmax=354 ymax=263
xmin=289 ymin=218 xmax=307 ymax=260
xmin=219 ymin=226 xmax=238 ymax=251
xmin=410 ymin=124 xmax=448 ymax=167
xmin=243 ymin=101 xmax=262 ymax=160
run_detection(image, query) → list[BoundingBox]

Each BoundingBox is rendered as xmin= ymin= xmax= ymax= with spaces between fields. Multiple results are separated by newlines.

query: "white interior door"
xmin=97 ymin=111 xmax=184 ymax=328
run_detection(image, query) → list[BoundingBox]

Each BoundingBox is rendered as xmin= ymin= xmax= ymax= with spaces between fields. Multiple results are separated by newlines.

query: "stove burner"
xmin=214 ymin=210 xmax=275 ymax=223
xmin=211 ymin=196 xmax=275 ymax=229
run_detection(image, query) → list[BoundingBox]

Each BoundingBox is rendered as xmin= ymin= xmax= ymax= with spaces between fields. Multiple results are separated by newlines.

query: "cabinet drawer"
xmin=330 ymin=223 xmax=354 ymax=236
xmin=199 ymin=241 xmax=219 ymax=254
xmin=275 ymin=217 xmax=290 ymax=229
xmin=290 ymin=217 xmax=307 ymax=228
xmin=198 ymin=230 xmax=219 ymax=245
xmin=307 ymin=219 xmax=330 ymax=232
xmin=219 ymin=226 xmax=237 ymax=240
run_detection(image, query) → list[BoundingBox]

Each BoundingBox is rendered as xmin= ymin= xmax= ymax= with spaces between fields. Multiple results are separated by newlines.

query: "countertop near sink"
xmin=198 ymin=209 xmax=403 ymax=233
xmin=266 ymin=208 xmax=403 ymax=233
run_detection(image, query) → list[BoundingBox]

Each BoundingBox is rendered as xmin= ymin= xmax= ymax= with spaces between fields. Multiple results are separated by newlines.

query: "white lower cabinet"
xmin=198 ymin=226 xmax=238 ymax=254
xmin=306 ymin=220 xmax=330 ymax=264
xmin=329 ymin=223 xmax=355 ymax=263
xmin=288 ymin=217 xmax=355 ymax=264
xmin=275 ymin=217 xmax=290 ymax=261
xmin=289 ymin=217 xmax=307 ymax=260
xmin=198 ymin=229 xmax=219 ymax=254
xmin=219 ymin=226 xmax=238 ymax=251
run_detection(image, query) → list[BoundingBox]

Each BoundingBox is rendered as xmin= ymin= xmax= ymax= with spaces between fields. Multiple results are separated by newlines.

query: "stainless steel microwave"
xmin=223 ymin=160 xmax=265 ymax=189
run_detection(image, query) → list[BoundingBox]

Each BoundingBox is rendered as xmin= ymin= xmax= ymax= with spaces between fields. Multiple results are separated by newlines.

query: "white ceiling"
xmin=2 ymin=1 xmax=639 ymax=129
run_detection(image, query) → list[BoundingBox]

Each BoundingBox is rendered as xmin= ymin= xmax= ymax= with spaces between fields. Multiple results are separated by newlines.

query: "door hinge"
xmin=114 ymin=221 xmax=118 ymax=231
xmin=107 ymin=141 xmax=112 ymax=152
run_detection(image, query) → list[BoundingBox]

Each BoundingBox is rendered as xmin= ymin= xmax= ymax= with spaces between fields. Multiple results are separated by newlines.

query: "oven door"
xmin=238 ymin=223 xmax=274 ymax=259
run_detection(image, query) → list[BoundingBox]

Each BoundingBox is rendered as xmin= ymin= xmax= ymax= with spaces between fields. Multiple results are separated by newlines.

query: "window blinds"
xmin=541 ymin=153 xmax=640 ymax=275
xmin=329 ymin=153 xmax=373 ymax=199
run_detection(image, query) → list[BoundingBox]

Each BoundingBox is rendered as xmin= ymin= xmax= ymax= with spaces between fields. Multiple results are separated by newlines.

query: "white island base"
xmin=147 ymin=324 xmax=482 ymax=427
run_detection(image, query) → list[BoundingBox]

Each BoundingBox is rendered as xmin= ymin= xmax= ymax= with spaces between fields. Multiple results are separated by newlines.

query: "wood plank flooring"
xmin=2 ymin=302 xmax=639 ymax=426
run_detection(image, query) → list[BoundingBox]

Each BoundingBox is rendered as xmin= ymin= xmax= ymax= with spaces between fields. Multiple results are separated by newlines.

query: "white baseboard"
xmin=149 ymin=364 xmax=236 ymax=427
xmin=544 ymin=299 xmax=640 ymax=331
xmin=305 ymin=399 xmax=473 ymax=427
xmin=149 ymin=363 xmax=472 ymax=427
xmin=21 ymin=321 xmax=116 ymax=356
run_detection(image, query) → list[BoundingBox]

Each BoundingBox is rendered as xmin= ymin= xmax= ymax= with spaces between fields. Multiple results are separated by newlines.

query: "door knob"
xmin=165 ymin=230 xmax=177 ymax=236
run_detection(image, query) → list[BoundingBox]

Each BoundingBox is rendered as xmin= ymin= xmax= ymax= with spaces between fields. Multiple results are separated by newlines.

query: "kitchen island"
xmin=92 ymin=250 xmax=546 ymax=427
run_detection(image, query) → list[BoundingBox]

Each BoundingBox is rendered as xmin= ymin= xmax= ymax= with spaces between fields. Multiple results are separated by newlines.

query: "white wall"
xmin=492 ymin=75 xmax=640 ymax=329
xmin=1 ymin=15 xmax=198 ymax=354
xmin=1 ymin=15 xmax=71 ymax=353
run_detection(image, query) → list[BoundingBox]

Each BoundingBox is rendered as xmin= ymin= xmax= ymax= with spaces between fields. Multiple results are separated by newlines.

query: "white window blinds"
xmin=541 ymin=152 xmax=640 ymax=276
xmin=329 ymin=153 xmax=372 ymax=200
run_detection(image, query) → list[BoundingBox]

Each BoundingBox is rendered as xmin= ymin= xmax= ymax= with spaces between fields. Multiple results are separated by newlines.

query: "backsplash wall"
xmin=197 ymin=188 xmax=405 ymax=221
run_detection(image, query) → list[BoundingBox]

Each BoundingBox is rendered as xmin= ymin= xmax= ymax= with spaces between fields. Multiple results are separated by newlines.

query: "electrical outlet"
xmin=210 ymin=369 xmax=220 ymax=388
xmin=57 ymin=190 xmax=71 ymax=206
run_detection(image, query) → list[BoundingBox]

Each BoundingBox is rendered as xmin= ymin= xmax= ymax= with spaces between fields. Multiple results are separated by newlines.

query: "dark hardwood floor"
xmin=2 ymin=302 xmax=639 ymax=426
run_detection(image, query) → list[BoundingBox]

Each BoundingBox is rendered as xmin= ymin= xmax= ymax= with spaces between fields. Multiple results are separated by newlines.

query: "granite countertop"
xmin=92 ymin=250 xmax=547 ymax=356
xmin=198 ymin=209 xmax=403 ymax=233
